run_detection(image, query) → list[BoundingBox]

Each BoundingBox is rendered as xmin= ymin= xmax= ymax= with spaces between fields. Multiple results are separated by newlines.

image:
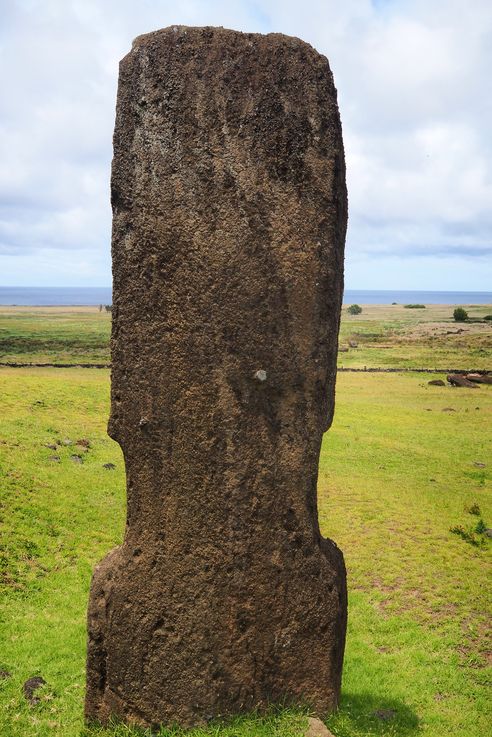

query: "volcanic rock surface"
xmin=86 ymin=25 xmax=347 ymax=728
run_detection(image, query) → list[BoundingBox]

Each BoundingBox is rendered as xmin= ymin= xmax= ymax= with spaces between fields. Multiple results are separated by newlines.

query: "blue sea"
xmin=0 ymin=286 xmax=491 ymax=306
xmin=0 ymin=287 xmax=112 ymax=306
xmin=343 ymin=290 xmax=492 ymax=305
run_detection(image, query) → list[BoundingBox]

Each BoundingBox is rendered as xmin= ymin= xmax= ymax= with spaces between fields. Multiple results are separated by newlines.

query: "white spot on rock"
xmin=254 ymin=369 xmax=267 ymax=382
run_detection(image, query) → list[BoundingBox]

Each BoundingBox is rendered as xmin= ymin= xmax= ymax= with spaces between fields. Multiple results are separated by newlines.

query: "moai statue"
xmin=86 ymin=26 xmax=347 ymax=728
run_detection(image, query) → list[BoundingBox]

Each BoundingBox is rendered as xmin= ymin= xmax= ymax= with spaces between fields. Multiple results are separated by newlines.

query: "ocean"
xmin=0 ymin=286 xmax=491 ymax=306
xmin=0 ymin=287 xmax=112 ymax=306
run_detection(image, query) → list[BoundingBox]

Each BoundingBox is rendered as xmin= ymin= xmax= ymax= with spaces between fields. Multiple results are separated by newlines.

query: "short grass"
xmin=1 ymin=303 xmax=491 ymax=368
xmin=338 ymin=302 xmax=492 ymax=369
xmin=1 ymin=367 xmax=490 ymax=737
xmin=0 ymin=307 xmax=111 ymax=365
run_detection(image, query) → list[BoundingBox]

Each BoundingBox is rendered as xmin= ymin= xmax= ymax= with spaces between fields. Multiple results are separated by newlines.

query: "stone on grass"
xmin=428 ymin=379 xmax=445 ymax=386
xmin=86 ymin=25 xmax=347 ymax=729
xmin=23 ymin=676 xmax=46 ymax=705
xmin=374 ymin=708 xmax=396 ymax=721
xmin=466 ymin=373 xmax=492 ymax=385
xmin=447 ymin=374 xmax=479 ymax=388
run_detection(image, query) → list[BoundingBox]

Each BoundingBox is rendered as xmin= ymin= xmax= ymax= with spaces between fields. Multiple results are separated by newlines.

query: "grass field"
xmin=0 ymin=307 xmax=111 ymax=365
xmin=1 ymin=302 xmax=491 ymax=369
xmin=338 ymin=302 xmax=492 ymax=369
xmin=1 ymin=356 xmax=490 ymax=736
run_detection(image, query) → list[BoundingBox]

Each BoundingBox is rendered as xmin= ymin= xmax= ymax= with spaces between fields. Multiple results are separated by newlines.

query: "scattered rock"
xmin=103 ymin=463 xmax=116 ymax=470
xmin=62 ymin=438 xmax=73 ymax=446
xmin=0 ymin=669 xmax=11 ymax=680
xmin=485 ymin=529 xmax=492 ymax=538
xmin=428 ymin=379 xmax=445 ymax=386
xmin=305 ymin=717 xmax=335 ymax=737
xmin=374 ymin=708 xmax=396 ymax=721
xmin=349 ymin=340 xmax=358 ymax=348
xmin=70 ymin=454 xmax=83 ymax=464
xmin=474 ymin=461 xmax=486 ymax=468
xmin=442 ymin=407 xmax=456 ymax=412
xmin=76 ymin=438 xmax=91 ymax=448
xmin=23 ymin=676 xmax=46 ymax=705
xmin=447 ymin=374 xmax=479 ymax=388
xmin=45 ymin=443 xmax=58 ymax=450
xmin=339 ymin=346 xmax=349 ymax=352
xmin=466 ymin=373 xmax=492 ymax=385
xmin=48 ymin=455 xmax=60 ymax=462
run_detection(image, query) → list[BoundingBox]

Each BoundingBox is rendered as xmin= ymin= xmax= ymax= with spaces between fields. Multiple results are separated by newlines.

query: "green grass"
xmin=1 ymin=367 xmax=490 ymax=736
xmin=337 ymin=303 xmax=492 ymax=369
xmin=0 ymin=308 xmax=111 ymax=364
xmin=1 ymin=303 xmax=491 ymax=369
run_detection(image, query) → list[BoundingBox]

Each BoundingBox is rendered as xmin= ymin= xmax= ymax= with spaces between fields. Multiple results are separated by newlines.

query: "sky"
xmin=0 ymin=0 xmax=491 ymax=290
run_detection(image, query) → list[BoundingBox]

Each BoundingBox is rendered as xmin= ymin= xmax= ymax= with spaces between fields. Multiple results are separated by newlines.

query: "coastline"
xmin=1 ymin=286 xmax=492 ymax=307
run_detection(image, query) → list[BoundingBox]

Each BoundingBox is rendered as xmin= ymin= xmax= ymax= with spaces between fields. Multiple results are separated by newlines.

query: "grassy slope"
xmin=0 ymin=368 xmax=490 ymax=737
xmin=1 ymin=303 xmax=491 ymax=368
xmin=0 ymin=308 xmax=111 ymax=364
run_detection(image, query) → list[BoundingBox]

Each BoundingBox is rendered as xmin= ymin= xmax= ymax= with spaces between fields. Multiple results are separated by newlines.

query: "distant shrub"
xmin=347 ymin=304 xmax=362 ymax=315
xmin=465 ymin=502 xmax=481 ymax=516
xmin=404 ymin=304 xmax=426 ymax=309
xmin=453 ymin=307 xmax=468 ymax=322
xmin=449 ymin=525 xmax=480 ymax=547
xmin=475 ymin=518 xmax=487 ymax=535
xmin=450 ymin=515 xmax=489 ymax=547
xmin=391 ymin=302 xmax=397 ymax=305
xmin=484 ymin=315 xmax=492 ymax=321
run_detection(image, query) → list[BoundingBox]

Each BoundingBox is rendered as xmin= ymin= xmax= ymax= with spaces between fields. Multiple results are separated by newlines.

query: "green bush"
xmin=404 ymin=304 xmax=426 ymax=309
xmin=483 ymin=315 xmax=492 ymax=321
xmin=453 ymin=307 xmax=468 ymax=322
xmin=475 ymin=518 xmax=487 ymax=535
xmin=347 ymin=304 xmax=362 ymax=315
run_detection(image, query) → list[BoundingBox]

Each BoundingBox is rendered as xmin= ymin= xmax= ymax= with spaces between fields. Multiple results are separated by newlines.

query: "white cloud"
xmin=0 ymin=0 xmax=491 ymax=288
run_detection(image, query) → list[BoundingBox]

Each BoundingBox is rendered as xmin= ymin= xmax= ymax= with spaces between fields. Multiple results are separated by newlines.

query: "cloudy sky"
xmin=1 ymin=0 xmax=491 ymax=290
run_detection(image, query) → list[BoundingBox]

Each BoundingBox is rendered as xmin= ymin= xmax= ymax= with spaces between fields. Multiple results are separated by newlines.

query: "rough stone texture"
xmin=447 ymin=374 xmax=479 ymax=388
xmin=466 ymin=373 xmax=492 ymax=385
xmin=86 ymin=25 xmax=347 ymax=728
